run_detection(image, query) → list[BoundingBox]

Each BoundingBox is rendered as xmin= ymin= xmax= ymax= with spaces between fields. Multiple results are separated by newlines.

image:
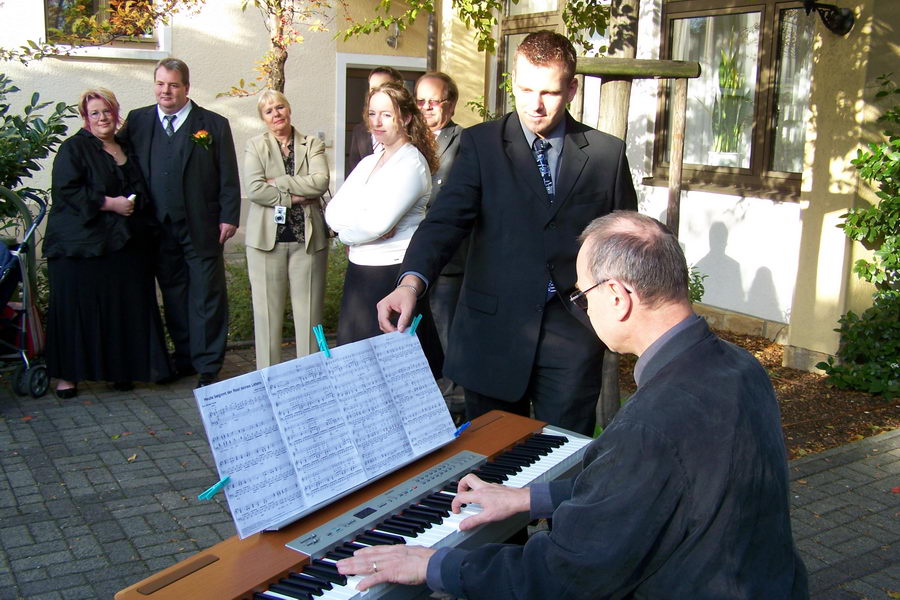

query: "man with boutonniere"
xmin=119 ymin=57 xmax=240 ymax=389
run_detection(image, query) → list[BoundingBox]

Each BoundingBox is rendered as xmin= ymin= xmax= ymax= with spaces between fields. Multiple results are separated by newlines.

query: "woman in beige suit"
xmin=244 ymin=90 xmax=330 ymax=368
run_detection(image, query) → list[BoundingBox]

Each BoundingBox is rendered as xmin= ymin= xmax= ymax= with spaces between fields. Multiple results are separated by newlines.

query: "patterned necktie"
xmin=532 ymin=138 xmax=558 ymax=298
xmin=164 ymin=114 xmax=176 ymax=137
xmin=532 ymin=138 xmax=554 ymax=203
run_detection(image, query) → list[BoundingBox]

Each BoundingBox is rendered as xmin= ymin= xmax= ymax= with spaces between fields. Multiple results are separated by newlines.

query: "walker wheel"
xmin=12 ymin=364 xmax=29 ymax=396
xmin=28 ymin=365 xmax=49 ymax=398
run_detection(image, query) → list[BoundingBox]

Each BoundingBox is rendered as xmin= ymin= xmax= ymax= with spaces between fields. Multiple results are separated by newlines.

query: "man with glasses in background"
xmin=415 ymin=72 xmax=466 ymax=410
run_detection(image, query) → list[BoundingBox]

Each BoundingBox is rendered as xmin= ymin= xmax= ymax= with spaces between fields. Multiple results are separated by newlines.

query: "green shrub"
xmin=818 ymin=292 xmax=899 ymax=398
xmin=817 ymin=74 xmax=900 ymax=399
xmin=0 ymin=73 xmax=75 ymax=228
xmin=688 ymin=266 xmax=708 ymax=304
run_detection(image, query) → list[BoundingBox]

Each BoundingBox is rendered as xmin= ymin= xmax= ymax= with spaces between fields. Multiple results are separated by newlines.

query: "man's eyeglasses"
xmin=569 ymin=279 xmax=607 ymax=311
xmin=416 ymin=98 xmax=448 ymax=108
xmin=569 ymin=279 xmax=631 ymax=311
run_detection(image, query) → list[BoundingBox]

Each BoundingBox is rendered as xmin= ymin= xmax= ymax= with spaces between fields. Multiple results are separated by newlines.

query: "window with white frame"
xmin=44 ymin=0 xmax=170 ymax=59
xmin=653 ymin=0 xmax=815 ymax=198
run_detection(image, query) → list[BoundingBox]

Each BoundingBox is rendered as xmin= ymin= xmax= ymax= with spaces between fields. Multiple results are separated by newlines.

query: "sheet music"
xmin=195 ymin=371 xmax=307 ymax=539
xmin=261 ymin=355 xmax=367 ymax=505
xmin=372 ymin=333 xmax=457 ymax=454
xmin=195 ymin=332 xmax=457 ymax=538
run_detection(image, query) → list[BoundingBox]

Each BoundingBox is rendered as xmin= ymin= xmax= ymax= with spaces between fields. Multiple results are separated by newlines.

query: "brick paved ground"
xmin=0 ymin=345 xmax=897 ymax=599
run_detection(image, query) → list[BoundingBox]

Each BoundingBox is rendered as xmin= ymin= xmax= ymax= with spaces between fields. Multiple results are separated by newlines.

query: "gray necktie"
xmin=164 ymin=114 xmax=176 ymax=137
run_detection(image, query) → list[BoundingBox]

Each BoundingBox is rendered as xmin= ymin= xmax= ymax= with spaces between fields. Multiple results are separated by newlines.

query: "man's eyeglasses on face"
xmin=569 ymin=279 xmax=632 ymax=311
xmin=416 ymin=98 xmax=447 ymax=109
xmin=569 ymin=279 xmax=608 ymax=311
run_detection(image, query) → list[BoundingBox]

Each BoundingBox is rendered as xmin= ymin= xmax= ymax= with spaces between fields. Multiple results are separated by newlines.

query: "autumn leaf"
xmin=891 ymin=486 xmax=900 ymax=494
xmin=127 ymin=454 xmax=138 ymax=462
xmin=21 ymin=415 xmax=33 ymax=422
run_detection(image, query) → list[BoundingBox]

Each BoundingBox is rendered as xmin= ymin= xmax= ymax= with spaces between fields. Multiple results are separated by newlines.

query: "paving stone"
xmin=0 ymin=525 xmax=33 ymax=549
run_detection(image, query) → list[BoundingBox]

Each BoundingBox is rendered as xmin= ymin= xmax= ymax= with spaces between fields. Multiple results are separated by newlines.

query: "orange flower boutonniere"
xmin=192 ymin=129 xmax=212 ymax=149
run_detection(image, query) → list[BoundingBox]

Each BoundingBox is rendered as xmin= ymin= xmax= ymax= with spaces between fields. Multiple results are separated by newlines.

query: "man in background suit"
xmin=346 ymin=66 xmax=403 ymax=177
xmin=415 ymin=72 xmax=465 ymax=402
xmin=340 ymin=212 xmax=809 ymax=599
xmin=120 ymin=58 xmax=240 ymax=388
xmin=377 ymin=31 xmax=637 ymax=436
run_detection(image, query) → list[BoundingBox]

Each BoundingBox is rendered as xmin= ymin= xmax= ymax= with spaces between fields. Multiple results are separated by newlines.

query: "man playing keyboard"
xmin=338 ymin=212 xmax=808 ymax=599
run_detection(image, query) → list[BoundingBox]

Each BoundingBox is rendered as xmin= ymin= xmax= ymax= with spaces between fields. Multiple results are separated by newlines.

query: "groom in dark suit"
xmin=120 ymin=58 xmax=240 ymax=387
xmin=378 ymin=31 xmax=637 ymax=435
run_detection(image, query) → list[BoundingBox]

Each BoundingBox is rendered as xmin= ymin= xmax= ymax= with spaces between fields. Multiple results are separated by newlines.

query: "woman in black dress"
xmin=43 ymin=88 xmax=171 ymax=398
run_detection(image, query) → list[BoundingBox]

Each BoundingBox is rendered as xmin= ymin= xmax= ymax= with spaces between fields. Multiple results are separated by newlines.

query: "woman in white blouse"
xmin=326 ymin=82 xmax=443 ymax=376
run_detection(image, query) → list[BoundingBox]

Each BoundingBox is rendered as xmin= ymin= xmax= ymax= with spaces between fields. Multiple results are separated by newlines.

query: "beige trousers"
xmin=246 ymin=242 xmax=328 ymax=369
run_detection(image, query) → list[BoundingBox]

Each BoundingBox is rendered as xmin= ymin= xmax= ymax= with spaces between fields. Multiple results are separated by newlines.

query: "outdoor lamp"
xmin=803 ymin=1 xmax=856 ymax=36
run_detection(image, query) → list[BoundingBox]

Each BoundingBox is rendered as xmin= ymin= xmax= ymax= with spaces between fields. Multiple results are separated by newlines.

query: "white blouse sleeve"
xmin=325 ymin=146 xmax=430 ymax=246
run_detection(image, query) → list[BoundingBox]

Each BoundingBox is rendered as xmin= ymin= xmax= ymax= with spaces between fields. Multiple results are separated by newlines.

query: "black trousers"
xmin=464 ymin=297 xmax=603 ymax=436
xmin=155 ymin=218 xmax=228 ymax=375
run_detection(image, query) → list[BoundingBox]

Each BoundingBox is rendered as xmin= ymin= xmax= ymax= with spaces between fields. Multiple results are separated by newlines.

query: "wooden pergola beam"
xmin=577 ymin=57 xmax=701 ymax=80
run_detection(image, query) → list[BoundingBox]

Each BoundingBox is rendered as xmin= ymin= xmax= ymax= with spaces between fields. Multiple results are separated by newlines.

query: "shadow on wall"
xmin=689 ymin=220 xmax=783 ymax=321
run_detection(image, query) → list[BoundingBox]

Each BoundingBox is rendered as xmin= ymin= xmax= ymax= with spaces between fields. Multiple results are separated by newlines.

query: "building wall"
xmin=783 ymin=0 xmax=894 ymax=370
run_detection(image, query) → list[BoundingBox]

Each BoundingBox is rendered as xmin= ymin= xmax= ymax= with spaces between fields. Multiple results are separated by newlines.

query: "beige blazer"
xmin=243 ymin=129 xmax=330 ymax=252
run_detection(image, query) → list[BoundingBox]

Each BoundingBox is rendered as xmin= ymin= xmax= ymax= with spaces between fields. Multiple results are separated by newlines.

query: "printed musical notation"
xmin=195 ymin=332 xmax=457 ymax=538
xmin=195 ymin=372 xmax=308 ymax=539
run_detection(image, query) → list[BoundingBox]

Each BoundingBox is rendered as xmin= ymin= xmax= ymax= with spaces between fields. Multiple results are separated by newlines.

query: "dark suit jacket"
xmin=438 ymin=317 xmax=808 ymax=599
xmin=401 ymin=112 xmax=637 ymax=400
xmin=346 ymin=121 xmax=373 ymax=177
xmin=430 ymin=121 xmax=466 ymax=275
xmin=119 ymin=102 xmax=240 ymax=257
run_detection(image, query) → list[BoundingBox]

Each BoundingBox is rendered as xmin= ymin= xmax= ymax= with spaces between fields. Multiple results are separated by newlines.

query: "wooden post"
xmin=596 ymin=0 xmax=640 ymax=431
xmin=667 ymin=78 xmax=688 ymax=236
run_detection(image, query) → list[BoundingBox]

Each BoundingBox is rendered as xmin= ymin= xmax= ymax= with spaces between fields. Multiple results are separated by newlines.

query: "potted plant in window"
xmin=709 ymin=36 xmax=750 ymax=167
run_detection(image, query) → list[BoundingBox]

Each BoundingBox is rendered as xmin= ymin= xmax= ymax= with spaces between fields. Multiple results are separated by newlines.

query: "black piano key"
xmin=342 ymin=542 xmax=367 ymax=553
xmin=533 ymin=433 xmax=568 ymax=445
xmin=405 ymin=507 xmax=444 ymax=523
xmin=492 ymin=456 xmax=526 ymax=470
xmin=376 ymin=522 xmax=418 ymax=537
xmin=504 ymin=447 xmax=542 ymax=461
xmin=479 ymin=463 xmax=515 ymax=476
xmin=521 ymin=440 xmax=555 ymax=452
xmin=303 ymin=564 xmax=346 ymax=585
xmin=329 ymin=547 xmax=354 ymax=559
xmin=390 ymin=515 xmax=429 ymax=531
xmin=268 ymin=582 xmax=313 ymax=600
xmin=397 ymin=511 xmax=433 ymax=526
xmin=411 ymin=503 xmax=450 ymax=518
xmin=427 ymin=493 xmax=453 ymax=506
xmin=359 ymin=530 xmax=405 ymax=545
xmin=420 ymin=498 xmax=451 ymax=511
xmin=288 ymin=572 xmax=332 ymax=591
xmin=470 ymin=470 xmax=503 ymax=484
